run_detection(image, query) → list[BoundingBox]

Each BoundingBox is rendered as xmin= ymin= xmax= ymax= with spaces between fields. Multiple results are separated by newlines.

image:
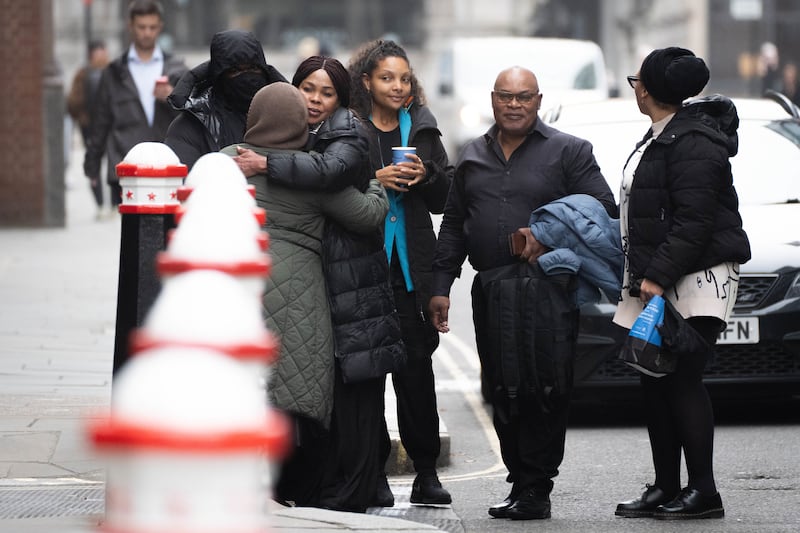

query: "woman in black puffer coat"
xmin=614 ymin=48 xmax=750 ymax=522
xmin=235 ymin=56 xmax=405 ymax=513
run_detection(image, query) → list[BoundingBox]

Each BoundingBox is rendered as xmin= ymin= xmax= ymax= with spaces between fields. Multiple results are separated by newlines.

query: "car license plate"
xmin=717 ymin=317 xmax=759 ymax=344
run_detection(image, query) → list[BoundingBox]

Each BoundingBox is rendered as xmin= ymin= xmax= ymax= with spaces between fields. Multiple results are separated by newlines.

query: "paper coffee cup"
xmin=392 ymin=146 xmax=416 ymax=165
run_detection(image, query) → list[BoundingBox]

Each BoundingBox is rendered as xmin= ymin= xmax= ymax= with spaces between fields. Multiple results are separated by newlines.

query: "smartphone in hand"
xmin=154 ymin=75 xmax=170 ymax=99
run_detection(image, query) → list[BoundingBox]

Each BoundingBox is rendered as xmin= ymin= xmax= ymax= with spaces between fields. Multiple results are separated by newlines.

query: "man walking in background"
xmin=83 ymin=0 xmax=187 ymax=210
xmin=67 ymin=40 xmax=110 ymax=219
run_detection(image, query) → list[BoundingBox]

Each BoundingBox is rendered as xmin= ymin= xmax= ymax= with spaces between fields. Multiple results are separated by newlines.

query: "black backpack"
xmin=479 ymin=263 xmax=579 ymax=414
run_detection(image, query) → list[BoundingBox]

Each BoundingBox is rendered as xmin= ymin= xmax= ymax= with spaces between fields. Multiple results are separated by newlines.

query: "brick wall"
xmin=0 ymin=0 xmax=62 ymax=227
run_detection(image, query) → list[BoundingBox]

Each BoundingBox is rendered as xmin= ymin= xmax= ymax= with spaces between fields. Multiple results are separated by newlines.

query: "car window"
xmin=765 ymin=120 xmax=800 ymax=147
xmin=574 ymin=62 xmax=598 ymax=90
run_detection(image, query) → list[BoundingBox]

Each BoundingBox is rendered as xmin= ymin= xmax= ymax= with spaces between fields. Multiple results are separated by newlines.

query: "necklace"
xmin=376 ymin=126 xmax=401 ymax=168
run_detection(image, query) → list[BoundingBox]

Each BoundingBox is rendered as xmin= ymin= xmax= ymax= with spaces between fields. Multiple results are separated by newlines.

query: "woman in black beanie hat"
xmin=613 ymin=48 xmax=750 ymax=520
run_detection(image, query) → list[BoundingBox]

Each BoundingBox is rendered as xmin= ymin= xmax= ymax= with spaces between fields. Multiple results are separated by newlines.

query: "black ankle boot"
xmin=488 ymin=487 xmax=521 ymax=519
xmin=372 ymin=472 xmax=394 ymax=507
xmin=410 ymin=471 xmax=451 ymax=505
xmin=505 ymin=488 xmax=551 ymax=520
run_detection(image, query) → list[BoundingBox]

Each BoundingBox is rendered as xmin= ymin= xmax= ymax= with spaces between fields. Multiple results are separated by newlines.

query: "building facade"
xmin=4 ymin=0 xmax=798 ymax=226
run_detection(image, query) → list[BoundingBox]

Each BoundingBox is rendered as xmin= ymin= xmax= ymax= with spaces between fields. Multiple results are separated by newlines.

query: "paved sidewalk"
xmin=0 ymin=147 xmax=446 ymax=532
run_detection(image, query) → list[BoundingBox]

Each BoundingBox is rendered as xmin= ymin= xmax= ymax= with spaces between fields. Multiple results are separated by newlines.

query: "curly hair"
xmin=347 ymin=39 xmax=426 ymax=118
xmin=291 ymin=55 xmax=351 ymax=108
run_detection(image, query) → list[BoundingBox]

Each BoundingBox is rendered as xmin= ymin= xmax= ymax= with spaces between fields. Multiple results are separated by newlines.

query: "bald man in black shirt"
xmin=430 ymin=66 xmax=616 ymax=521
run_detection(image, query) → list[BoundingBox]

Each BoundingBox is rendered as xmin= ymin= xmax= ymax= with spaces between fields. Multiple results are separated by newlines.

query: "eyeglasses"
xmin=492 ymin=91 xmax=539 ymax=104
xmin=626 ymin=76 xmax=639 ymax=89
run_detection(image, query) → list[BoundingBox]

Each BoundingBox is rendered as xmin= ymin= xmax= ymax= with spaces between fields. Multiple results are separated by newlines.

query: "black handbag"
xmin=619 ymin=295 xmax=709 ymax=377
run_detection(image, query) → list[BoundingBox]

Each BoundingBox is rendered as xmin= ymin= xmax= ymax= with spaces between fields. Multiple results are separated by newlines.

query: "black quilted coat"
xmin=626 ymin=95 xmax=751 ymax=290
xmin=266 ymin=106 xmax=406 ymax=382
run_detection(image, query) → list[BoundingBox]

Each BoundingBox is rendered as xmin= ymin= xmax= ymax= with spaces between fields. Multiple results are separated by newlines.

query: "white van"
xmin=430 ymin=37 xmax=610 ymax=158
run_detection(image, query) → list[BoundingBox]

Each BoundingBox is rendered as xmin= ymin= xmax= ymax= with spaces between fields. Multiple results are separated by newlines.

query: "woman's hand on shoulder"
xmin=233 ymin=146 xmax=268 ymax=178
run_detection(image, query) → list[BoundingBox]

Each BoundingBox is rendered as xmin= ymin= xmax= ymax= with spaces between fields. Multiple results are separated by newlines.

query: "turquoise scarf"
xmin=382 ymin=103 xmax=414 ymax=291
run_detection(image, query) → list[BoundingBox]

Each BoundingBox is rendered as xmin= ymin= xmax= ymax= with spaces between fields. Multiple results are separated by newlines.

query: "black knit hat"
xmin=640 ymin=47 xmax=710 ymax=105
xmin=245 ymin=82 xmax=309 ymax=150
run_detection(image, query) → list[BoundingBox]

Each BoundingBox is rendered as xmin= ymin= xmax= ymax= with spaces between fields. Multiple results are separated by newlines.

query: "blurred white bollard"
xmin=177 ymin=151 xmax=255 ymax=203
xmin=158 ymin=153 xmax=271 ymax=297
xmin=156 ymin=183 xmax=271 ymax=298
xmin=129 ymin=270 xmax=278 ymax=388
xmin=175 ymin=152 xmax=264 ymax=226
xmin=89 ymin=347 xmax=289 ymax=532
xmin=94 ymin=148 xmax=288 ymax=532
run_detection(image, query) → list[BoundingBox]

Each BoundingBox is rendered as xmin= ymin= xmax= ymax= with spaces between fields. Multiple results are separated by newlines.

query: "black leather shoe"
xmin=653 ymin=488 xmax=724 ymax=520
xmin=615 ymin=484 xmax=676 ymax=518
xmin=505 ymin=488 xmax=551 ymax=520
xmin=488 ymin=488 xmax=520 ymax=519
xmin=372 ymin=473 xmax=394 ymax=507
xmin=410 ymin=472 xmax=452 ymax=505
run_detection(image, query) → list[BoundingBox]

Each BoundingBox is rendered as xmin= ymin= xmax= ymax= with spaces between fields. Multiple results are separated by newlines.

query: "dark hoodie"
xmin=625 ymin=94 xmax=751 ymax=291
xmin=165 ymin=30 xmax=286 ymax=168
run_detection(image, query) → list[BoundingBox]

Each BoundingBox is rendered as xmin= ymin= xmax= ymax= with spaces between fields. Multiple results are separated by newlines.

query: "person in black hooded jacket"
xmin=164 ymin=29 xmax=286 ymax=168
xmin=614 ymin=47 xmax=750 ymax=521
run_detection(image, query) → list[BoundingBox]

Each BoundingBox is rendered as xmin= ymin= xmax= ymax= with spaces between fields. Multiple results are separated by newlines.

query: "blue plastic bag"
xmin=619 ymin=295 xmax=677 ymax=377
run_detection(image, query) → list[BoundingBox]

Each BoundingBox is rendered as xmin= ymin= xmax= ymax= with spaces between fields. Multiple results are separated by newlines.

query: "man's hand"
xmin=515 ymin=227 xmax=548 ymax=265
xmin=153 ymin=77 xmax=173 ymax=101
xmin=429 ymin=296 xmax=451 ymax=333
xmin=233 ymin=146 xmax=268 ymax=178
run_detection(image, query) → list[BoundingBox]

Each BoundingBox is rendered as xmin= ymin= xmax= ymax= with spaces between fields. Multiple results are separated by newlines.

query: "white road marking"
xmin=434 ymin=337 xmax=506 ymax=482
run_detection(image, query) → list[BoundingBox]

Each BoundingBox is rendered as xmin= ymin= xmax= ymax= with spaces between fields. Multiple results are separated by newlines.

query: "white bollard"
xmin=177 ymin=152 xmax=256 ymax=203
xmin=156 ymin=190 xmax=271 ymax=298
xmin=89 ymin=347 xmax=289 ymax=533
xmin=116 ymin=142 xmax=188 ymax=215
xmin=129 ymin=270 xmax=278 ymax=388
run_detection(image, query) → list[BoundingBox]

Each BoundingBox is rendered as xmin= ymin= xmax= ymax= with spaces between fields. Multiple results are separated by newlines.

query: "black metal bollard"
xmin=111 ymin=143 xmax=187 ymax=376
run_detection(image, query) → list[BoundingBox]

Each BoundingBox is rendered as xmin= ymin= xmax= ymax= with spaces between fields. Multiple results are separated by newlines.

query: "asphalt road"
xmin=397 ymin=260 xmax=800 ymax=532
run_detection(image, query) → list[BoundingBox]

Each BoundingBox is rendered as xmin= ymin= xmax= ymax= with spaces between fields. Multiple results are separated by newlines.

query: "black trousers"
xmin=318 ymin=366 xmax=384 ymax=512
xmin=379 ymin=262 xmax=441 ymax=474
xmin=80 ymin=127 xmax=105 ymax=208
xmin=471 ymin=273 xmax=572 ymax=495
xmin=109 ymin=181 xmax=122 ymax=207
xmin=641 ymin=316 xmax=723 ymax=496
xmin=273 ymin=413 xmax=329 ymax=507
